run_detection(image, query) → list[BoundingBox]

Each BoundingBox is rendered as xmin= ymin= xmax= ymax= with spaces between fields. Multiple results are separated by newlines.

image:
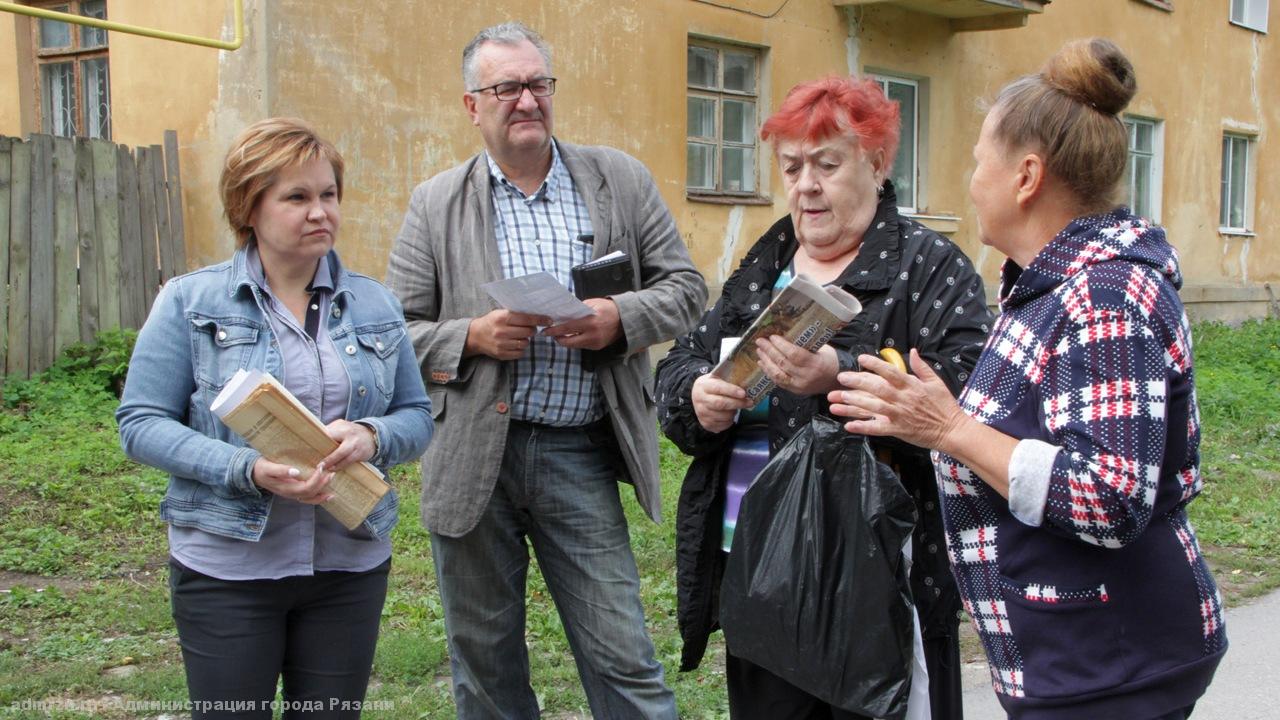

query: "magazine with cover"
xmin=711 ymin=273 xmax=862 ymax=403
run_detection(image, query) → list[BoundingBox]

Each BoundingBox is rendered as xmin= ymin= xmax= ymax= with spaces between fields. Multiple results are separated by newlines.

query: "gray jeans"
xmin=430 ymin=419 xmax=676 ymax=719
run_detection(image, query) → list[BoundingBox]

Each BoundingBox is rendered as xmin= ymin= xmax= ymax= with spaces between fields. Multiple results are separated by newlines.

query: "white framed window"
xmin=872 ymin=75 xmax=920 ymax=213
xmin=1124 ymin=116 xmax=1163 ymax=222
xmin=1220 ymin=133 xmax=1256 ymax=232
xmin=28 ymin=0 xmax=112 ymax=139
xmin=1230 ymin=0 xmax=1269 ymax=32
xmin=687 ymin=40 xmax=762 ymax=196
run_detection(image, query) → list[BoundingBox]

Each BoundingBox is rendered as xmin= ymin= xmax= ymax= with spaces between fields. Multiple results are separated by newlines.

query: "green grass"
xmin=0 ymin=321 xmax=1276 ymax=717
xmin=1186 ymin=318 xmax=1280 ymax=600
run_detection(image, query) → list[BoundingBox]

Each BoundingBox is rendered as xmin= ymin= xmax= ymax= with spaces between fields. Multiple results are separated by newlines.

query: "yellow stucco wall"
xmin=1 ymin=0 xmax=1275 ymax=312
xmin=0 ymin=14 xmax=24 ymax=133
xmin=262 ymin=0 xmax=855 ymax=280
xmin=850 ymin=0 xmax=1279 ymax=288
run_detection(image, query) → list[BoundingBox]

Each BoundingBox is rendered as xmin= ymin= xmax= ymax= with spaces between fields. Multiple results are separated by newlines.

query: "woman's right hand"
xmin=251 ymin=458 xmax=334 ymax=504
xmin=691 ymin=374 xmax=753 ymax=434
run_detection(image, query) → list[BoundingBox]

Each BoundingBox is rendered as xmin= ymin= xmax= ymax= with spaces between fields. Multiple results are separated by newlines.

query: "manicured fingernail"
xmin=288 ymin=468 xmax=301 ymax=478
xmin=316 ymin=461 xmax=325 ymax=470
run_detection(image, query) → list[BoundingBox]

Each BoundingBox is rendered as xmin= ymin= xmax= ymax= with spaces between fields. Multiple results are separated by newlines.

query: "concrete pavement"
xmin=960 ymin=588 xmax=1280 ymax=719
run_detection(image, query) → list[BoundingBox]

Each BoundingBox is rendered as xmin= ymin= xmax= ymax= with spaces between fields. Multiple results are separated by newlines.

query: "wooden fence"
xmin=0 ymin=131 xmax=185 ymax=379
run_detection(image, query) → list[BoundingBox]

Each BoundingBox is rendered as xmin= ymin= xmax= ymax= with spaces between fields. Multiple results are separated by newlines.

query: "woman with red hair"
xmin=657 ymin=77 xmax=992 ymax=719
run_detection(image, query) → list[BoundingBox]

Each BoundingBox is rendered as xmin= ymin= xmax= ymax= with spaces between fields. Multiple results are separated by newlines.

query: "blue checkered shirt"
xmin=487 ymin=143 xmax=602 ymax=426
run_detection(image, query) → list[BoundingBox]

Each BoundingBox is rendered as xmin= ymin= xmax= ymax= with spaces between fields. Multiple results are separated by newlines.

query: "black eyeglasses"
xmin=469 ymin=77 xmax=557 ymax=102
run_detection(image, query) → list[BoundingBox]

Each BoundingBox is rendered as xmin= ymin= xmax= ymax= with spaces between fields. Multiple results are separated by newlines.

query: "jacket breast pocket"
xmin=997 ymin=574 xmax=1127 ymax=699
xmin=189 ymin=316 xmax=260 ymax=391
xmin=354 ymin=323 xmax=405 ymax=401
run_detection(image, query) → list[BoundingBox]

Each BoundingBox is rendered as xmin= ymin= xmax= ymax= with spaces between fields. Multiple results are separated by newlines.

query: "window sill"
xmin=902 ymin=212 xmax=961 ymax=235
xmin=1228 ymin=21 xmax=1268 ymax=33
xmin=686 ymin=192 xmax=773 ymax=206
xmin=1219 ymin=227 xmax=1256 ymax=237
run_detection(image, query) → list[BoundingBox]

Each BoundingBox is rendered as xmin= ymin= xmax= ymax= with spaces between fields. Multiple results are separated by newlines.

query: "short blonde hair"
xmin=219 ymin=117 xmax=345 ymax=248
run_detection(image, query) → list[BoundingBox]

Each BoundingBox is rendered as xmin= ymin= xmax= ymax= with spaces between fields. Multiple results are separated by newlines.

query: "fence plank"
xmin=116 ymin=145 xmax=145 ymax=330
xmin=91 ymin=139 xmax=121 ymax=331
xmin=7 ymin=141 xmax=32 ymax=378
xmin=150 ymin=142 xmax=172 ymax=290
xmin=0 ymin=138 xmax=11 ymax=378
xmin=52 ymin=137 xmax=79 ymax=357
xmin=163 ymin=130 xmax=186 ymax=277
xmin=29 ymin=135 xmax=55 ymax=373
xmin=76 ymin=139 xmax=99 ymax=343
xmin=136 ymin=147 xmax=161 ymax=313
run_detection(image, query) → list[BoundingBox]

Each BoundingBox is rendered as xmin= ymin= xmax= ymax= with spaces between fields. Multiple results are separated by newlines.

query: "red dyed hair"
xmin=761 ymin=77 xmax=900 ymax=164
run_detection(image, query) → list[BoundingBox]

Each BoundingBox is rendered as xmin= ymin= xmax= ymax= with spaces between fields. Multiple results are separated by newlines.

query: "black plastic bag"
xmin=720 ymin=415 xmax=917 ymax=719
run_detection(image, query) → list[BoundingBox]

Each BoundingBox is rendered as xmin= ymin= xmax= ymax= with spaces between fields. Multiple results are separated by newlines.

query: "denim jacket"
xmin=117 ymin=248 xmax=433 ymax=541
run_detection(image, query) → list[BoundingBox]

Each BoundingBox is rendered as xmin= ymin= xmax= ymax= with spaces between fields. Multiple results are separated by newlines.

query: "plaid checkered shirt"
xmin=487 ymin=143 xmax=602 ymax=426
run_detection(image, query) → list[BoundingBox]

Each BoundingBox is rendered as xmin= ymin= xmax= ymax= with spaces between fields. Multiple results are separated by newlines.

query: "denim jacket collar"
xmin=228 ymin=245 xmax=355 ymax=306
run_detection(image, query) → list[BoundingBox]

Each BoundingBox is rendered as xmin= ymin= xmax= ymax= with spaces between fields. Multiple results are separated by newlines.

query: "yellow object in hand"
xmin=878 ymin=347 xmax=908 ymax=373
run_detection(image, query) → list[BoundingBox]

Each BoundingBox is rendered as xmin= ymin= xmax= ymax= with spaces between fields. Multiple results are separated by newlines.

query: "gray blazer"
xmin=386 ymin=141 xmax=707 ymax=537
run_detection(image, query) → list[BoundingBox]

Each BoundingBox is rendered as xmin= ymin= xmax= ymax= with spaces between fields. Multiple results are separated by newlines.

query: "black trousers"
xmin=168 ymin=557 xmax=390 ymax=719
xmin=726 ymin=652 xmax=873 ymax=720
xmin=726 ymin=632 xmax=963 ymax=720
xmin=925 ymin=631 xmax=963 ymax=720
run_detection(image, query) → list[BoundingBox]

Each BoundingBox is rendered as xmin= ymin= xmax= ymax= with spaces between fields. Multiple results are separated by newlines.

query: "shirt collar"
xmin=244 ymin=243 xmax=334 ymax=298
xmin=484 ymin=140 xmax=565 ymax=202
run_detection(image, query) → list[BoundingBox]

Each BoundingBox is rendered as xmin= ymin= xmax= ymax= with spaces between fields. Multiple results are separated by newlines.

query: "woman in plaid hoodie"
xmin=829 ymin=38 xmax=1226 ymax=720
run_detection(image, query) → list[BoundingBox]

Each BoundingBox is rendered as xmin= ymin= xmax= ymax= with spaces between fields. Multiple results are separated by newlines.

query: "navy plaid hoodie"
xmin=934 ymin=209 xmax=1227 ymax=719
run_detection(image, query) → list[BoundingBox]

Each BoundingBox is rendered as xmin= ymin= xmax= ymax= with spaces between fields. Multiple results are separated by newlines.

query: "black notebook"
xmin=570 ymin=250 xmax=635 ymax=368
xmin=571 ymin=251 xmax=635 ymax=301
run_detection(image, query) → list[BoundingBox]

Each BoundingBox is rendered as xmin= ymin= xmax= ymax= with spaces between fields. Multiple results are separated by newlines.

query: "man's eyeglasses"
xmin=469 ymin=77 xmax=557 ymax=102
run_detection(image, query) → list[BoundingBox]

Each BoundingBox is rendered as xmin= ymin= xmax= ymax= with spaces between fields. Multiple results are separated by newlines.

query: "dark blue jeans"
xmin=430 ymin=419 xmax=676 ymax=719
xmin=168 ymin=557 xmax=389 ymax=719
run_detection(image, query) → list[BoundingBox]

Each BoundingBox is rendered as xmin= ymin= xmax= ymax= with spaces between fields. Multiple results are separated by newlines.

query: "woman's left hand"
xmin=755 ymin=336 xmax=841 ymax=396
xmin=320 ymin=420 xmax=377 ymax=471
xmin=827 ymin=348 xmax=968 ymax=452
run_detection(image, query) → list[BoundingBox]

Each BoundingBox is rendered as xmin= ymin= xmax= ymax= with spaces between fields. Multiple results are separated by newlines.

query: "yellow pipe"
xmin=0 ymin=0 xmax=243 ymax=51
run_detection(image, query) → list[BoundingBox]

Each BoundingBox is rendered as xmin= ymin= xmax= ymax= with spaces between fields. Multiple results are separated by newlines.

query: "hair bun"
xmin=1041 ymin=38 xmax=1136 ymax=115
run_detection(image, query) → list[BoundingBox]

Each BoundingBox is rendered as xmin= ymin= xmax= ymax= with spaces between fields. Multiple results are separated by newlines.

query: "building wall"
xmin=1 ymin=0 xmax=1275 ymax=319
xmin=0 ymin=2 xmax=252 ymax=269
xmin=850 ymin=0 xmax=1279 ymax=299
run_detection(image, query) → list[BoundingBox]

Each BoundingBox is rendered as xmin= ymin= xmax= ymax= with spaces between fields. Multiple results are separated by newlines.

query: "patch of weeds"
xmin=373 ymin=630 xmax=449 ymax=684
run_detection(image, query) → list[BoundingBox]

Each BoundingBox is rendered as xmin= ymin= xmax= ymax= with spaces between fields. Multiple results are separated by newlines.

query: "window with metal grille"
xmin=29 ymin=0 xmax=112 ymax=139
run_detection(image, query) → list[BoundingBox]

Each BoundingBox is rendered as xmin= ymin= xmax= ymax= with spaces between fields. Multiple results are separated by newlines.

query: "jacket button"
xmin=495 ymin=402 xmax=509 ymax=414
xmin=217 ymin=330 xmax=227 ymax=341
xmin=332 ymin=306 xmax=342 ymax=318
xmin=358 ymin=386 xmax=367 ymax=396
xmin=345 ymin=345 xmax=356 ymax=355
xmin=375 ymin=340 xmax=384 ymax=350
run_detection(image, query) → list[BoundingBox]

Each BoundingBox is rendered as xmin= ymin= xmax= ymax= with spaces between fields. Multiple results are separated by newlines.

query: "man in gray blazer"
xmin=386 ymin=21 xmax=705 ymax=720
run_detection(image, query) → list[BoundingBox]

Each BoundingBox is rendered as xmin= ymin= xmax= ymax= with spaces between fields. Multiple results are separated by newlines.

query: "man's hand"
xmin=464 ymin=309 xmax=550 ymax=360
xmin=691 ymin=374 xmax=753 ymax=434
xmin=542 ymin=298 xmax=624 ymax=351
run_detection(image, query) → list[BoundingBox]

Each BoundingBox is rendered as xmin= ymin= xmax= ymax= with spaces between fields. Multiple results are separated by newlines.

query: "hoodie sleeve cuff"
xmin=1008 ymin=439 xmax=1059 ymax=527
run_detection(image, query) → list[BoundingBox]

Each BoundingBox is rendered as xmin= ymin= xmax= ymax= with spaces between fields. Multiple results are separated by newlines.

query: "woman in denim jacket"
xmin=117 ymin=118 xmax=432 ymax=719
